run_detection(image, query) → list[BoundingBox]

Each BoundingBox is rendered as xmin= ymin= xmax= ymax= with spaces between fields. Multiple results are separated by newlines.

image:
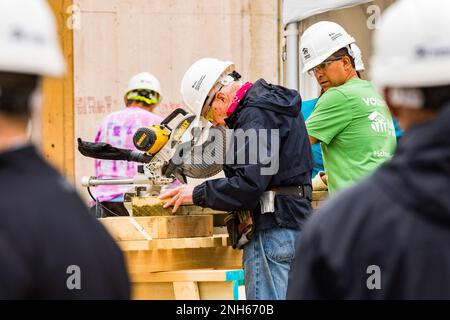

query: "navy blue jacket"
xmin=193 ymin=79 xmax=314 ymax=231
xmin=287 ymin=104 xmax=450 ymax=299
xmin=0 ymin=146 xmax=130 ymax=299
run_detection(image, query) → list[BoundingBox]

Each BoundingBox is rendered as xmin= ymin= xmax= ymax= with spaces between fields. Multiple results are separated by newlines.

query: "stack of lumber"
xmin=100 ymin=196 xmax=243 ymax=300
xmin=131 ymin=269 xmax=245 ymax=300
xmin=102 ymin=193 xmax=329 ymax=299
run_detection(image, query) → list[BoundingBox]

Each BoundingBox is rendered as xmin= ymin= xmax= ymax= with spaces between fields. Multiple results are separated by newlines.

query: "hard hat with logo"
xmin=300 ymin=21 xmax=356 ymax=73
xmin=0 ymin=0 xmax=65 ymax=77
xmin=180 ymin=58 xmax=235 ymax=126
xmin=350 ymin=43 xmax=365 ymax=72
xmin=371 ymin=0 xmax=450 ymax=88
xmin=125 ymin=72 xmax=162 ymax=105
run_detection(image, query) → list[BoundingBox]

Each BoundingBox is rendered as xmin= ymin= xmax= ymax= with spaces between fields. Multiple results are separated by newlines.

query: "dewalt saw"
xmin=78 ymin=108 xmax=226 ymax=194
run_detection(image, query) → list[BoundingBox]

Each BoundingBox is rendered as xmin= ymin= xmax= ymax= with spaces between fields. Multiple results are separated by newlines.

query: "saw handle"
xmin=77 ymin=138 xmax=153 ymax=163
xmin=160 ymin=108 xmax=188 ymax=128
xmin=128 ymin=150 xmax=154 ymax=163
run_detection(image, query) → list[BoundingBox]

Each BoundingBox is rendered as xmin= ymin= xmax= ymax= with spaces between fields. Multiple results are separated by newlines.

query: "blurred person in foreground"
xmin=0 ymin=0 xmax=129 ymax=299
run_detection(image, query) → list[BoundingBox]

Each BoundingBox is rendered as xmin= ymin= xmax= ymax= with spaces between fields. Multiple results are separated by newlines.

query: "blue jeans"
xmin=243 ymin=227 xmax=300 ymax=300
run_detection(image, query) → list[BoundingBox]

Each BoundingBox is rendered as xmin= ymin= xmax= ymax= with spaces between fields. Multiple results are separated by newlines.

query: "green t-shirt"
xmin=306 ymin=78 xmax=397 ymax=193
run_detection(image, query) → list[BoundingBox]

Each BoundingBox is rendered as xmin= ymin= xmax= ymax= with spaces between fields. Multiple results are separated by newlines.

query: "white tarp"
xmin=283 ymin=0 xmax=373 ymax=25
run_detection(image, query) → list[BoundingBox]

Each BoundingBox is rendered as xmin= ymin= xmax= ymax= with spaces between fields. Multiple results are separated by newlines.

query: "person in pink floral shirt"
xmin=92 ymin=72 xmax=163 ymax=217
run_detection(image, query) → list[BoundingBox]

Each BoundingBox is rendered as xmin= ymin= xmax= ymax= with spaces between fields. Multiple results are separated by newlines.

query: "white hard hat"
xmin=371 ymin=0 xmax=450 ymax=88
xmin=126 ymin=72 xmax=162 ymax=98
xmin=350 ymin=43 xmax=365 ymax=72
xmin=300 ymin=21 xmax=356 ymax=73
xmin=180 ymin=58 xmax=235 ymax=125
xmin=0 ymin=0 xmax=64 ymax=77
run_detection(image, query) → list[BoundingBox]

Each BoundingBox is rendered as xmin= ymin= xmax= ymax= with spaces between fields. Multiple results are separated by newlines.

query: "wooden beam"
xmin=198 ymin=282 xmax=234 ymax=300
xmin=131 ymin=269 xmax=240 ymax=283
xmin=132 ymin=282 xmax=175 ymax=300
xmin=124 ymin=246 xmax=243 ymax=273
xmin=131 ymin=196 xmax=225 ymax=217
xmin=173 ymin=282 xmax=200 ymax=300
xmin=42 ymin=0 xmax=75 ymax=181
xmin=129 ymin=269 xmax=243 ymax=300
xmin=100 ymin=216 xmax=214 ymax=240
xmin=131 ymin=281 xmax=235 ymax=300
xmin=117 ymin=234 xmax=230 ymax=251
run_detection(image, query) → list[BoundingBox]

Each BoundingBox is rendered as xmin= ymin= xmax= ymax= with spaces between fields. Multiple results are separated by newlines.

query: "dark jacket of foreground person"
xmin=0 ymin=146 xmax=130 ymax=299
xmin=287 ymin=104 xmax=450 ymax=299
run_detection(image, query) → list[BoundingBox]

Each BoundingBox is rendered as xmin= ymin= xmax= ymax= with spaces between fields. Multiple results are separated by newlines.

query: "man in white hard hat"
xmin=304 ymin=43 xmax=403 ymax=191
xmin=288 ymin=0 xmax=450 ymax=299
xmin=303 ymin=43 xmax=366 ymax=191
xmin=301 ymin=21 xmax=397 ymax=194
xmin=0 ymin=0 xmax=129 ymax=298
xmin=161 ymin=58 xmax=314 ymax=300
xmin=91 ymin=72 xmax=163 ymax=217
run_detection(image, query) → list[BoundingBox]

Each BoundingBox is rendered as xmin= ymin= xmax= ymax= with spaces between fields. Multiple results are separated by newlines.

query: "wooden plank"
xmin=100 ymin=216 xmax=213 ymax=240
xmin=173 ymin=282 xmax=200 ymax=300
xmin=117 ymin=234 xmax=230 ymax=251
xmin=124 ymin=246 xmax=243 ymax=273
xmin=130 ymin=192 xmax=329 ymax=217
xmin=131 ymin=269 xmax=231 ymax=283
xmin=131 ymin=196 xmax=225 ymax=216
xmin=199 ymin=282 xmax=234 ymax=300
xmin=131 ymin=197 xmax=173 ymax=216
xmin=100 ymin=217 xmax=149 ymax=241
xmin=130 ymin=269 xmax=243 ymax=300
xmin=160 ymin=215 xmax=213 ymax=239
xmin=132 ymin=282 xmax=175 ymax=300
xmin=312 ymin=191 xmax=329 ymax=201
xmin=43 ymin=0 xmax=75 ymax=181
xmin=131 ymin=281 xmax=235 ymax=300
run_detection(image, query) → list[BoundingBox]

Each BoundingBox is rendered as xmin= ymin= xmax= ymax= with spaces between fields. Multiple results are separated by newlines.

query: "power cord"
xmin=87 ymin=186 xmax=120 ymax=217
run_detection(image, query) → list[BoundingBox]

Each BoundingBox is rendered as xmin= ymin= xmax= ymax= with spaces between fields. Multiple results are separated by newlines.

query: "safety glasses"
xmin=202 ymin=85 xmax=224 ymax=122
xmin=308 ymin=56 xmax=344 ymax=76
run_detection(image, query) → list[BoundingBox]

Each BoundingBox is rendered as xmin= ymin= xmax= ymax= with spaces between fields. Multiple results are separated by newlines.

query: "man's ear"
xmin=342 ymin=56 xmax=353 ymax=71
xmin=216 ymin=91 xmax=228 ymax=103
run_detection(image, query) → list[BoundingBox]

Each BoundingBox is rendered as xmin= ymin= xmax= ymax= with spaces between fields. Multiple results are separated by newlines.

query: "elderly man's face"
xmin=311 ymin=54 xmax=353 ymax=91
xmin=203 ymin=84 xmax=240 ymax=127
xmin=203 ymin=91 xmax=231 ymax=127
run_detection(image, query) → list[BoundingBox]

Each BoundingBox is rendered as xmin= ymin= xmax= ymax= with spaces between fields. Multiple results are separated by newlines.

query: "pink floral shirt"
xmin=93 ymin=107 xmax=163 ymax=202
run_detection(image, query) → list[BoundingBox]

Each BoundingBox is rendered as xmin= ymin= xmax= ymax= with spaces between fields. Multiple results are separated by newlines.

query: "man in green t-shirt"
xmin=300 ymin=21 xmax=396 ymax=193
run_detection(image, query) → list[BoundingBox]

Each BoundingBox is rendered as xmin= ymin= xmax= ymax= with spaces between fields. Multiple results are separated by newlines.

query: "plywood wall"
xmin=72 ymin=0 xmax=280 ymax=201
xmin=42 ymin=0 xmax=75 ymax=181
